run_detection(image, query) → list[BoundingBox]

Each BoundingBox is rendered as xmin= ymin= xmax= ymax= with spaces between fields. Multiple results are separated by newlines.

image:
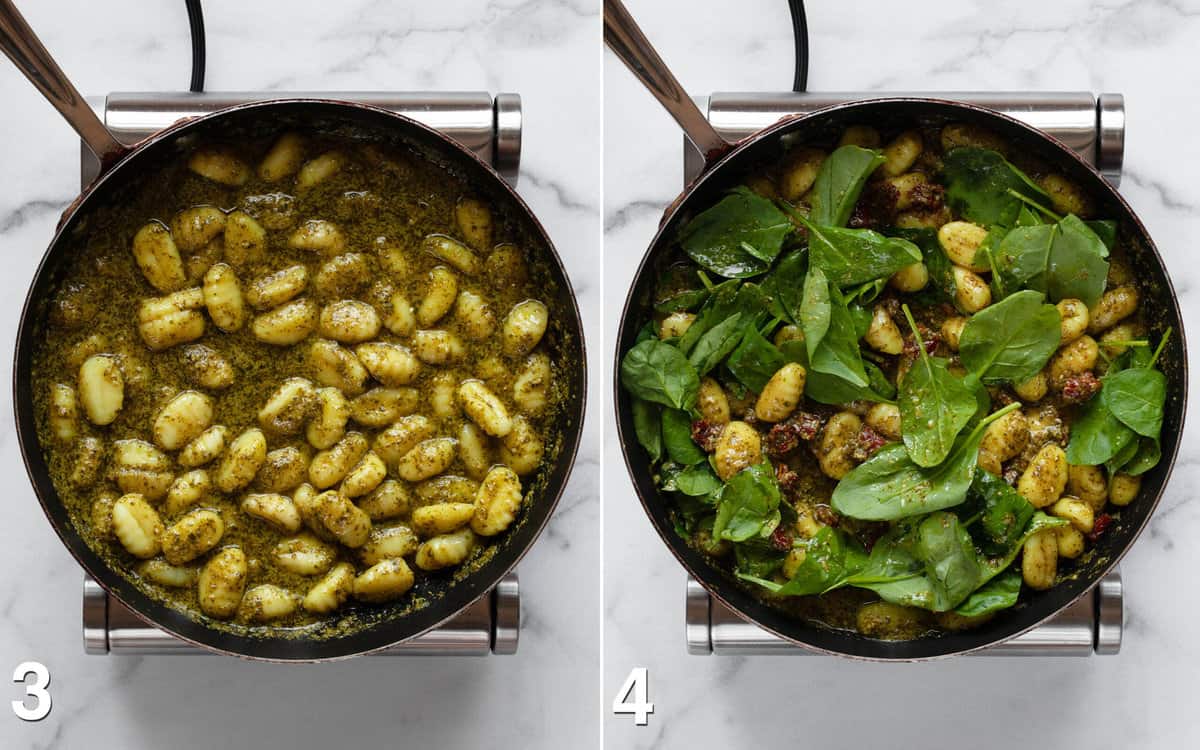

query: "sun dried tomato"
xmin=1061 ymin=372 xmax=1102 ymax=405
xmin=1087 ymin=512 xmax=1114 ymax=543
xmin=852 ymin=426 xmax=888 ymax=462
xmin=769 ymin=526 xmax=794 ymax=551
xmin=690 ymin=420 xmax=723 ymax=453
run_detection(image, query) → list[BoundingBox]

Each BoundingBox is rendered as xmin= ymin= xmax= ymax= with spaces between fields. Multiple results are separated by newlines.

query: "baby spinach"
xmin=966 ymin=469 xmax=1035 ymax=553
xmin=1085 ymin=219 xmax=1118 ymax=252
xmin=899 ymin=306 xmax=978 ymax=467
xmin=801 ymin=218 xmax=923 ymax=288
xmin=942 ymin=147 xmax=1052 ymax=226
xmin=631 ymin=398 xmax=663 ymax=463
xmin=988 ymin=224 xmax=1055 ymax=300
xmin=770 ymin=249 xmax=808 ymax=325
xmin=1046 ymin=215 xmax=1109 ymax=307
xmin=800 ymin=264 xmax=831 ymax=358
xmin=915 ymin=512 xmax=982 ymax=611
xmin=662 ymin=408 xmax=705 ymax=466
xmin=734 ymin=541 xmax=787 ymax=579
xmin=654 ymin=287 xmax=710 ymax=313
xmin=674 ymin=463 xmax=723 ymax=497
xmin=678 ymin=281 xmax=766 ymax=355
xmin=809 ymin=145 xmax=886 ymax=227
xmin=1102 ymin=367 xmax=1166 ymax=439
xmin=1066 ymin=393 xmax=1137 ymax=465
xmin=687 ymin=312 xmax=746 ymax=376
xmin=712 ymin=461 xmax=782 ymax=542
xmin=973 ymin=511 xmax=1066 ymax=585
xmin=953 ymin=569 xmax=1022 ymax=618
xmin=620 ymin=339 xmax=700 ymax=411
xmin=679 ymin=187 xmax=793 ymax=277
xmin=807 ymin=283 xmax=870 ymax=389
xmin=1121 ymin=437 xmax=1162 ymax=476
xmin=739 ymin=527 xmax=863 ymax=596
xmin=958 ymin=290 xmax=1061 ymax=385
xmin=831 ymin=402 xmax=1020 ymax=521
xmin=727 ymin=325 xmax=787 ymax=393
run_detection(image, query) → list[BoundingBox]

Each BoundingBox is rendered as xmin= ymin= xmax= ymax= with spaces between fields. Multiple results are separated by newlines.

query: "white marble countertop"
xmin=604 ymin=0 xmax=1200 ymax=747
xmin=0 ymin=1 xmax=600 ymax=748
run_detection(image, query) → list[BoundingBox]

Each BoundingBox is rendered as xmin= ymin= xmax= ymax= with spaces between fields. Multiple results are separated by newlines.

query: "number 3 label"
xmin=612 ymin=667 xmax=654 ymax=726
xmin=12 ymin=662 xmax=52 ymax=722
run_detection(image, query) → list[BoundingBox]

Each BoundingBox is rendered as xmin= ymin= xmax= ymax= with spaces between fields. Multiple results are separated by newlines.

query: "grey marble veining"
xmin=604 ymin=1 xmax=1200 ymax=748
xmin=0 ymin=1 xmax=600 ymax=748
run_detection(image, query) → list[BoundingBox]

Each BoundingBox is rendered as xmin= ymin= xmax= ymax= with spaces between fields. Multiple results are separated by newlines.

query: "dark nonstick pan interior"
xmin=14 ymin=100 xmax=586 ymax=661
xmin=614 ymin=98 xmax=1186 ymax=660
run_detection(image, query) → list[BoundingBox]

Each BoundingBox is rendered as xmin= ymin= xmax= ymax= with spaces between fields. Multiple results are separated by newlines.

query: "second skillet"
xmin=606 ymin=0 xmax=1185 ymax=659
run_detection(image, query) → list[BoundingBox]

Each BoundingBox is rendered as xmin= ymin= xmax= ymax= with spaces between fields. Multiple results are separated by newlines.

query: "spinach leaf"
xmin=620 ymin=339 xmax=700 ymax=410
xmin=802 ymin=219 xmax=923 ymax=288
xmin=1066 ymin=394 xmax=1137 ymax=465
xmin=954 ymin=569 xmax=1022 ymax=618
xmin=675 ymin=462 xmax=723 ymax=496
xmin=1122 ymin=437 xmax=1162 ymax=476
xmin=865 ymin=361 xmax=898 ymax=401
xmin=734 ymin=541 xmax=787 ymax=579
xmin=899 ymin=306 xmax=978 ymax=467
xmin=973 ymin=511 xmax=1067 ymax=585
xmin=654 ymin=287 xmax=710 ymax=313
xmin=1102 ymin=367 xmax=1166 ymax=438
xmin=894 ymin=228 xmax=957 ymax=307
xmin=712 ymin=461 xmax=782 ymax=542
xmin=800 ymin=264 xmax=831 ymax=358
xmin=679 ymin=187 xmax=792 ymax=277
xmin=808 ymin=283 xmax=870 ymax=388
xmin=942 ymin=147 xmax=1053 ymax=226
xmin=783 ymin=342 xmax=895 ymax=405
xmin=727 ymin=325 xmax=787 ymax=393
xmin=988 ymin=224 xmax=1055 ymax=300
xmin=1085 ymin=220 xmax=1117 ymax=253
xmin=771 ymin=249 xmax=808 ymax=325
xmin=630 ymin=398 xmax=663 ymax=463
xmin=916 ymin=512 xmax=982 ymax=611
xmin=687 ymin=313 xmax=746 ymax=376
xmin=679 ymin=281 xmax=766 ymax=355
xmin=809 ymin=145 xmax=886 ymax=227
xmin=831 ymin=403 xmax=1020 ymax=521
xmin=958 ymin=290 xmax=1061 ymax=385
xmin=1105 ymin=435 xmax=1140 ymax=476
xmin=662 ymin=408 xmax=705 ymax=466
xmin=1016 ymin=205 xmax=1046 ymax=227
xmin=1046 ymin=214 xmax=1109 ymax=307
xmin=740 ymin=527 xmax=865 ymax=596
xmin=967 ymin=469 xmax=1035 ymax=553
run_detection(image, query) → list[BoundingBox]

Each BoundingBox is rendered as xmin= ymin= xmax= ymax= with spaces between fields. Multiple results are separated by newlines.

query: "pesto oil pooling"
xmin=621 ymin=122 xmax=1165 ymax=640
xmin=34 ymin=129 xmax=565 ymax=635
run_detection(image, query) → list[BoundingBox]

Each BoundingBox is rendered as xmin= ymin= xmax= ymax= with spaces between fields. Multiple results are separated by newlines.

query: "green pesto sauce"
xmin=32 ymin=131 xmax=570 ymax=639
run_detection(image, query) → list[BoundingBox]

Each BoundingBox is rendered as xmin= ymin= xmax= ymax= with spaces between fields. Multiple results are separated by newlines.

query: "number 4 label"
xmin=612 ymin=667 xmax=654 ymax=726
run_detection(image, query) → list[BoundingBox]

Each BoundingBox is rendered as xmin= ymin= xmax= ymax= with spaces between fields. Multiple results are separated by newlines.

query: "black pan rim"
xmin=14 ymin=98 xmax=588 ymax=662
xmin=612 ymin=96 xmax=1187 ymax=661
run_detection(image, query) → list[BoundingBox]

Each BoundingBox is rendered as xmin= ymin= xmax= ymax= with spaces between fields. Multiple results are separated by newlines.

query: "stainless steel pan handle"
xmin=603 ymin=0 xmax=731 ymax=165
xmin=0 ymin=0 xmax=126 ymax=166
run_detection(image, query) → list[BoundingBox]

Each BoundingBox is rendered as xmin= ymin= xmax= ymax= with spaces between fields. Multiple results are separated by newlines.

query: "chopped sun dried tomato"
xmin=769 ymin=526 xmax=794 ymax=551
xmin=1061 ymin=371 xmax=1102 ymax=405
xmin=690 ymin=419 xmax=723 ymax=453
xmin=1087 ymin=513 xmax=1114 ymax=543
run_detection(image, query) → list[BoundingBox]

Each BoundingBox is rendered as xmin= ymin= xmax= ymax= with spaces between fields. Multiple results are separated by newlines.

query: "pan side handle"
xmin=603 ymin=0 xmax=731 ymax=167
xmin=0 ymin=0 xmax=126 ymax=166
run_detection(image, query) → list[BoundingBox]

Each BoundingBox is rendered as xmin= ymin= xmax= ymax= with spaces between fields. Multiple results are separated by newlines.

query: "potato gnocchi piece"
xmin=247 ymin=265 xmax=308 ymax=310
xmin=977 ymin=410 xmax=1029 ymax=476
xmin=412 ymin=329 xmax=466 ymax=365
xmin=112 ymin=493 xmax=164 ymax=559
xmin=416 ymin=475 xmax=480 ymax=505
xmin=198 ymin=547 xmax=249 ymax=619
xmin=429 ymin=372 xmax=460 ymax=418
xmin=309 ymin=432 xmax=369 ymax=489
xmin=314 ymin=490 xmax=372 ymax=548
xmin=216 ymin=428 xmax=267 ymax=493
xmin=458 ymin=379 xmax=513 ymax=437
xmin=374 ymin=415 xmax=436 ymax=465
xmin=713 ymin=421 xmax=761 ymax=481
xmin=1088 ymin=285 xmax=1138 ymax=334
xmin=313 ymin=253 xmax=371 ymax=300
xmin=418 ymin=266 xmax=459 ymax=327
xmin=502 ymin=300 xmax=549 ymax=358
xmin=69 ymin=436 xmax=105 ymax=487
xmin=309 ymin=338 xmax=368 ymax=396
xmin=258 ymin=377 xmax=317 ymax=435
xmin=223 ymin=210 xmax=268 ymax=267
xmin=78 ymin=355 xmax=124 ymax=426
xmin=484 ymin=244 xmax=528 ymax=287
xmin=242 ymin=584 xmax=300 ymax=622
xmin=512 ymin=353 xmax=552 ymax=417
xmin=178 ymin=426 xmax=227 ymax=468
xmin=288 ymin=219 xmax=347 ymax=255
xmin=1021 ymin=529 xmax=1058 ymax=590
xmin=302 ymin=562 xmax=355 ymax=614
xmin=360 ymin=524 xmax=420 ymax=566
xmin=455 ymin=290 xmax=497 ymax=341
xmin=1017 ymin=444 xmax=1069 ymax=509
xmin=937 ymin=221 xmax=989 ymax=272
xmin=375 ymin=241 xmax=410 ymax=279
xmin=880 ymin=130 xmax=923 ymax=177
xmin=500 ymin=416 xmax=544 ymax=477
xmin=355 ymin=342 xmax=421 ymax=387
xmin=91 ymin=492 xmax=117 ymax=539
xmin=110 ymin=439 xmax=174 ymax=500
xmin=1110 ymin=473 xmax=1140 ymax=506
xmin=458 ymin=422 xmax=492 ymax=480
xmin=132 ymin=222 xmax=187 ymax=292
xmin=350 ymin=387 xmax=419 ymax=428
xmin=164 ymin=469 xmax=212 ymax=516
xmin=153 ymin=391 xmax=213 ymax=451
xmin=296 ymin=151 xmax=346 ymax=190
xmin=472 ymin=466 xmax=522 ymax=536
xmin=358 ymin=480 xmax=411 ymax=521
xmin=171 ymin=206 xmax=227 ymax=253
xmin=384 ymin=292 xmax=417 ymax=337
xmin=1048 ymin=335 xmax=1099 ymax=389
xmin=341 ymin=451 xmax=387 ymax=497
xmin=455 ymin=198 xmax=493 ymax=250
xmin=1068 ymin=464 xmax=1108 ymax=510
xmin=319 ymin=300 xmax=381 ymax=343
xmin=292 ymin=483 xmax=334 ymax=540
xmin=755 ymin=363 xmax=806 ymax=423
xmin=252 ymin=298 xmax=319 ymax=346
xmin=161 ymin=509 xmax=224 ymax=565
xmin=181 ymin=344 xmax=235 ymax=390
xmin=273 ymin=533 xmax=337 ymax=576
xmin=422 ymin=234 xmax=480 ymax=275
xmin=415 ymin=527 xmax=476 ymax=571
xmin=307 ymin=387 xmax=351 ymax=450
xmin=256 ymin=446 xmax=310 ymax=493
xmin=49 ymin=383 xmax=79 ymax=442
xmin=188 ymin=147 xmax=250 ymax=187
xmin=411 ymin=502 xmax=476 ymax=537
xmin=865 ymin=403 xmax=901 ymax=441
xmin=779 ymin=147 xmax=824 ymax=201
xmin=353 ymin=558 xmax=415 ymax=603
xmin=816 ymin=412 xmax=861 ymax=481
xmin=258 ymin=131 xmax=305 ymax=182
xmin=138 ymin=289 xmax=206 ymax=350
xmin=202 ymin=263 xmax=246 ymax=333
xmin=242 ymin=493 xmax=303 ymax=534
xmin=397 ymin=437 xmax=458 ymax=482
xmin=138 ymin=559 xmax=197 ymax=588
